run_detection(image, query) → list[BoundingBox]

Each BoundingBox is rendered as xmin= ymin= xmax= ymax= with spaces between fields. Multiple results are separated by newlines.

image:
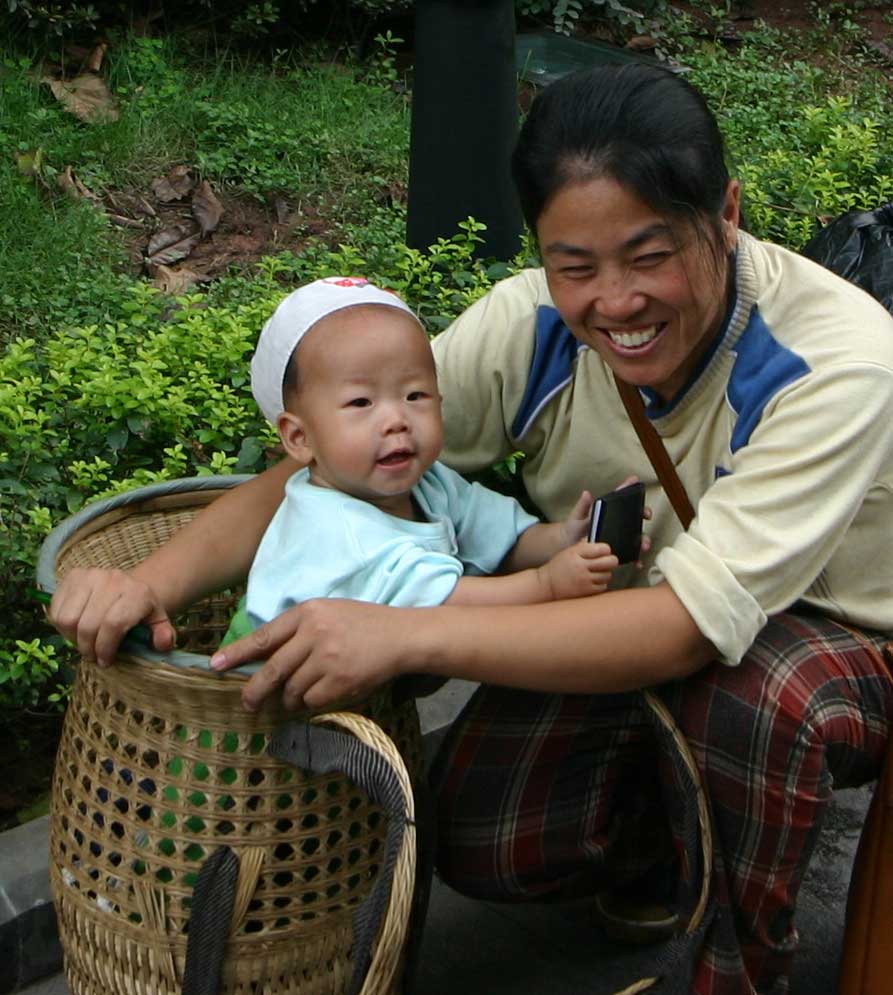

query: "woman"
xmin=51 ymin=64 xmax=893 ymax=994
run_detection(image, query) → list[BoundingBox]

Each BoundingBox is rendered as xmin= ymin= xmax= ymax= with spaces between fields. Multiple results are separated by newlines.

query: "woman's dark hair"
xmin=512 ymin=62 xmax=733 ymax=246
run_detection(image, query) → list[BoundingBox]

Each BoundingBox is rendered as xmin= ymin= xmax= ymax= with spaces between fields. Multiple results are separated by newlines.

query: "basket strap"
xmin=399 ymin=772 xmax=437 ymax=995
xmin=182 ymin=846 xmax=240 ymax=995
xmin=270 ymin=715 xmax=417 ymax=995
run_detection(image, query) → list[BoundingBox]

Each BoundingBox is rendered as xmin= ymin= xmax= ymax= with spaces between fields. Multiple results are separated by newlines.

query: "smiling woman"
xmin=49 ymin=62 xmax=893 ymax=995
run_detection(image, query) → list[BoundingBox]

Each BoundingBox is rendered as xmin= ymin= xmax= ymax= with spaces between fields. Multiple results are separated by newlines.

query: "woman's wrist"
xmin=399 ymin=605 xmax=455 ymax=679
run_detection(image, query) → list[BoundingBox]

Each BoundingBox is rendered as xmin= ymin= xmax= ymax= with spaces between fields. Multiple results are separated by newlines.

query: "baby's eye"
xmin=346 ymin=397 xmax=371 ymax=408
xmin=407 ymin=391 xmax=429 ymax=401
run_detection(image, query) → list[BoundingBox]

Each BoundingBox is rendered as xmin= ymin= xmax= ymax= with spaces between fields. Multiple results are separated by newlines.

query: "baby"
xmin=224 ymin=276 xmax=618 ymax=642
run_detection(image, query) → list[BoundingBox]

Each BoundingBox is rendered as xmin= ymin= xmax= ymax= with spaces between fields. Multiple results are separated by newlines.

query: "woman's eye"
xmin=634 ymin=251 xmax=671 ymax=267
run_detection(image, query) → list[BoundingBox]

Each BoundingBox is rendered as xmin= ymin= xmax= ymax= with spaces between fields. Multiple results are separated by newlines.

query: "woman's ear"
xmin=720 ymin=180 xmax=741 ymax=253
xmin=278 ymin=411 xmax=312 ymax=464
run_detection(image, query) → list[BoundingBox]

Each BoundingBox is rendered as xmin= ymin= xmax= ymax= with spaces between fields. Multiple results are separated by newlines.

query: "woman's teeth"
xmin=608 ymin=325 xmax=661 ymax=348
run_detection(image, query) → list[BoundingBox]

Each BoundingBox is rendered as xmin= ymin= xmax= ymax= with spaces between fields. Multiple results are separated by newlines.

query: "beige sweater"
xmin=433 ymin=232 xmax=893 ymax=663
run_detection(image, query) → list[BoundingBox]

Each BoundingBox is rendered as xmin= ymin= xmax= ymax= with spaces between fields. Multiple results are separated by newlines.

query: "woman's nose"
xmin=591 ymin=274 xmax=646 ymax=322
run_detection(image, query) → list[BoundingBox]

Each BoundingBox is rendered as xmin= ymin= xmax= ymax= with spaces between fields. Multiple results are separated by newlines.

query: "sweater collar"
xmin=642 ymin=231 xmax=760 ymax=422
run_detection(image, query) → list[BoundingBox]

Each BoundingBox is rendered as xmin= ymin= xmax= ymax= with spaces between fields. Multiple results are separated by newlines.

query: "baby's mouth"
xmin=604 ymin=323 xmax=666 ymax=350
xmin=378 ymin=449 xmax=413 ymax=466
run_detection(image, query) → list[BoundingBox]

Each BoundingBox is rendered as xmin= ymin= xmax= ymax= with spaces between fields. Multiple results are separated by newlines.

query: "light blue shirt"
xmin=245 ymin=462 xmax=539 ymax=626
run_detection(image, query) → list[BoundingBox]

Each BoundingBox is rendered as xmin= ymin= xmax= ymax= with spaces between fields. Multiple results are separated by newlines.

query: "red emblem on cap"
xmin=324 ymin=277 xmax=369 ymax=288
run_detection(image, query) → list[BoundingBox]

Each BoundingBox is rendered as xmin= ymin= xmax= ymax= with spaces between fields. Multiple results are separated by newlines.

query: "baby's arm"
xmin=499 ymin=490 xmax=593 ymax=573
xmin=445 ymin=542 xmax=616 ymax=606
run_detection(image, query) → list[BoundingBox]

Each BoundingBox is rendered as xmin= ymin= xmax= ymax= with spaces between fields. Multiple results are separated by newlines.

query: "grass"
xmin=0 ymin=34 xmax=410 ymax=342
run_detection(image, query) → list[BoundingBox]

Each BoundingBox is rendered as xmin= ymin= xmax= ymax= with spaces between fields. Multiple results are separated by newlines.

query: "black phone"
xmin=588 ymin=482 xmax=645 ymax=564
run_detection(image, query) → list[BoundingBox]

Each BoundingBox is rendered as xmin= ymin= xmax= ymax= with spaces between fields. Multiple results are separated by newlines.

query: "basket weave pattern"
xmin=47 ymin=482 xmax=422 ymax=994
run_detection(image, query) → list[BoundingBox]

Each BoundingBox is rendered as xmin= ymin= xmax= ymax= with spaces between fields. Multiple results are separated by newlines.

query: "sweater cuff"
xmin=656 ymin=534 xmax=767 ymax=665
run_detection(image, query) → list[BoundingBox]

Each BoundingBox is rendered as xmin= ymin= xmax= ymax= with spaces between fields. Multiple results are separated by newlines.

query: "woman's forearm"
xmin=407 ymin=582 xmax=715 ymax=693
xmin=222 ymin=580 xmax=717 ymax=711
xmin=132 ymin=458 xmax=298 ymax=613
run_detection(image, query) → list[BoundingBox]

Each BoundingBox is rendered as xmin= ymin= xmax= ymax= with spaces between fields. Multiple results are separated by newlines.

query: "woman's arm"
xmin=211 ymin=580 xmax=715 ymax=711
xmin=50 ymin=458 xmax=299 ymax=665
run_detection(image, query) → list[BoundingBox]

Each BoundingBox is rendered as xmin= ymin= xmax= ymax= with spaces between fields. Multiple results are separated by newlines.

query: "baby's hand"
xmin=537 ymin=542 xmax=618 ymax=601
xmin=560 ymin=490 xmax=594 ymax=548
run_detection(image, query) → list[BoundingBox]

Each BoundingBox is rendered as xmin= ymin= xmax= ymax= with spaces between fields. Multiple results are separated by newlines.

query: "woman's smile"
xmin=601 ymin=322 xmax=667 ymax=352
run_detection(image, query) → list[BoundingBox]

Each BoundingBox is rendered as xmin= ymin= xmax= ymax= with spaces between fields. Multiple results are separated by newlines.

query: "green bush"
xmin=0 ymin=214 xmax=528 ymax=711
xmin=516 ymin=0 xmax=668 ymax=38
xmin=682 ymin=35 xmax=893 ymax=248
xmin=2 ymin=0 xmax=411 ymax=41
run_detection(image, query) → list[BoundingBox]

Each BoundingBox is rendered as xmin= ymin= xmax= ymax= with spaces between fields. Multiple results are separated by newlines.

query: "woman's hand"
xmin=210 ymin=599 xmax=407 ymax=712
xmin=49 ymin=568 xmax=176 ymax=666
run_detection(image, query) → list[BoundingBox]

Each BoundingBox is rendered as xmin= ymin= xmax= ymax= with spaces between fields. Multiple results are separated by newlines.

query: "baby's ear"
xmin=278 ymin=411 xmax=312 ymax=464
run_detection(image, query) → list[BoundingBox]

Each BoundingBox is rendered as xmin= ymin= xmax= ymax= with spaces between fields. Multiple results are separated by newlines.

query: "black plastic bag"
xmin=801 ymin=203 xmax=893 ymax=315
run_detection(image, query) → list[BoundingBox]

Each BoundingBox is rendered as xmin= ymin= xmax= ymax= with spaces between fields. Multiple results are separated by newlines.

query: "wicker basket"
xmin=38 ymin=477 xmax=423 ymax=995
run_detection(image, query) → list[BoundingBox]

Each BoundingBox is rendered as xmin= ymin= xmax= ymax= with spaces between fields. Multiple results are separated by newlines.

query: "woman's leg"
xmin=656 ymin=611 xmax=893 ymax=995
xmin=432 ymin=611 xmax=892 ymax=995
xmin=430 ymin=686 xmax=665 ymax=901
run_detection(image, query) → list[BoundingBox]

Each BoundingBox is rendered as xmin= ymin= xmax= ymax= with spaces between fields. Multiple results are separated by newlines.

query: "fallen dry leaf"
xmin=86 ymin=43 xmax=107 ymax=73
xmin=151 ymin=165 xmax=194 ymax=203
xmin=625 ymin=35 xmax=658 ymax=51
xmin=43 ymin=73 xmax=119 ymax=124
xmin=192 ymin=180 xmax=224 ymax=237
xmin=146 ymin=222 xmax=201 ymax=266
xmin=149 ymin=264 xmax=209 ymax=295
xmin=57 ymin=165 xmax=101 ymax=203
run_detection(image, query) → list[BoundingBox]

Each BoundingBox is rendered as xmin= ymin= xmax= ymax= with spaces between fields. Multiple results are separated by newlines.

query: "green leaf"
xmin=127 ymin=416 xmax=152 ymax=436
xmin=106 ymin=425 xmax=129 ymax=451
xmin=236 ymin=436 xmax=264 ymax=472
xmin=0 ymin=478 xmax=29 ymax=495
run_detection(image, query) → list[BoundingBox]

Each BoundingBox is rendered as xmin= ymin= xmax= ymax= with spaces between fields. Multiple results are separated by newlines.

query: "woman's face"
xmin=537 ymin=174 xmax=740 ymax=403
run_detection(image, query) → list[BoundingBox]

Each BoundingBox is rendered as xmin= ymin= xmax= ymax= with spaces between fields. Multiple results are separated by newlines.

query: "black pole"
xmin=407 ymin=0 xmax=523 ymax=261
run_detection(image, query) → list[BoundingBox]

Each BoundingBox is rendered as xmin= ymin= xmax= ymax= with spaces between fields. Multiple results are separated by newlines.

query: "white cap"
xmin=250 ymin=276 xmax=419 ymax=424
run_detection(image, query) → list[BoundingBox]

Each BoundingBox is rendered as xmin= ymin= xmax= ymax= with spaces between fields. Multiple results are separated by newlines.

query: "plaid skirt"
xmin=429 ymin=609 xmax=893 ymax=995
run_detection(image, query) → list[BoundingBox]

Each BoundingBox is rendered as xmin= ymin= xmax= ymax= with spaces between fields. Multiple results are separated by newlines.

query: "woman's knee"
xmin=657 ymin=611 xmax=891 ymax=786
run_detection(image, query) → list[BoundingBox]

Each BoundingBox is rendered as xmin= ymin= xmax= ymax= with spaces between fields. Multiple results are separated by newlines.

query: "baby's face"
xmin=280 ymin=305 xmax=443 ymax=517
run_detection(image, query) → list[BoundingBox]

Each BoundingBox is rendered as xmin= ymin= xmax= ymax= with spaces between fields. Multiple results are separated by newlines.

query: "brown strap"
xmin=614 ymin=375 xmax=695 ymax=530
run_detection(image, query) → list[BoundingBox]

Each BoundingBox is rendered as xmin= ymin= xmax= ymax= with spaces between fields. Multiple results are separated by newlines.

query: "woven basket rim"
xmin=36 ymin=474 xmax=261 ymax=674
xmin=37 ymin=474 xmax=255 ymax=592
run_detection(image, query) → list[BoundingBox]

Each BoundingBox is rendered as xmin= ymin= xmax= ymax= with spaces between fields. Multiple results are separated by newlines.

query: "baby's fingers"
xmin=571 ymin=489 xmax=593 ymax=521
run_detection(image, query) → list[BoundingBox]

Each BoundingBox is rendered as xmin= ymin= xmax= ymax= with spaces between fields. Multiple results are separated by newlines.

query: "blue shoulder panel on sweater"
xmin=728 ymin=305 xmax=811 ymax=453
xmin=511 ymin=305 xmax=582 ymax=442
